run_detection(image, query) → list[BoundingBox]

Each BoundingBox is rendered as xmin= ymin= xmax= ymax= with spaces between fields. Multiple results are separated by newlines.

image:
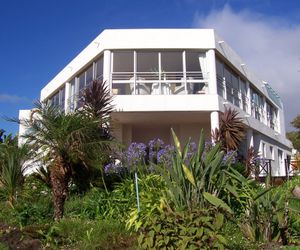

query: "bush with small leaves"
xmin=138 ymin=208 xmax=227 ymax=249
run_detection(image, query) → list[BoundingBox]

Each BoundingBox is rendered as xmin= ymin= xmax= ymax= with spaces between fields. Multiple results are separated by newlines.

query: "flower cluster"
xmin=148 ymin=138 xmax=165 ymax=163
xmin=104 ymin=160 xmax=124 ymax=176
xmin=222 ymin=150 xmax=237 ymax=165
xmin=157 ymin=145 xmax=175 ymax=168
xmin=125 ymin=142 xmax=147 ymax=168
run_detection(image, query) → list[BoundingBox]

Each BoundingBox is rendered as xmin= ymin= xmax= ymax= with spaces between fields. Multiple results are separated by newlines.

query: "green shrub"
xmin=125 ymin=174 xmax=166 ymax=231
xmin=139 ymin=208 xmax=227 ymax=249
xmin=0 ymin=177 xmax=53 ymax=227
xmin=222 ymin=220 xmax=258 ymax=250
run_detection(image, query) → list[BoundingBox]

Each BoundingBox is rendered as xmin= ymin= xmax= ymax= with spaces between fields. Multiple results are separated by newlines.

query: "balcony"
xmin=111 ymin=71 xmax=209 ymax=95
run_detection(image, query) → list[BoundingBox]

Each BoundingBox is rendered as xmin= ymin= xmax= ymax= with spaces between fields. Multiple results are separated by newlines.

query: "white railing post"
xmin=183 ymin=51 xmax=187 ymax=94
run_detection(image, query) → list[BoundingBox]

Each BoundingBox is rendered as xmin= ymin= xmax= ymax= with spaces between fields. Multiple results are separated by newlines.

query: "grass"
xmin=43 ymin=218 xmax=137 ymax=249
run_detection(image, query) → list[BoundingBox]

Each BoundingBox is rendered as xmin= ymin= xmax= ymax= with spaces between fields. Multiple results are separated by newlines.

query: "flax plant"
xmin=157 ymin=128 xmax=235 ymax=213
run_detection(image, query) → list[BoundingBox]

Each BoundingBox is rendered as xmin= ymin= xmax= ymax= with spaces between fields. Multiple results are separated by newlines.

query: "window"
xmin=136 ymin=51 xmax=159 ymax=80
xmin=113 ymin=51 xmax=134 ymax=72
xmin=48 ymin=86 xmax=65 ymax=110
xmin=78 ymin=71 xmax=85 ymax=91
xmin=96 ymin=57 xmax=103 ymax=79
xmin=186 ymin=52 xmax=200 ymax=72
xmin=266 ymin=101 xmax=277 ymax=130
xmin=86 ymin=65 xmax=93 ymax=85
xmin=224 ymin=66 xmax=233 ymax=103
xmin=231 ymin=73 xmax=240 ymax=107
xmin=251 ymin=88 xmax=264 ymax=121
xmin=161 ymin=52 xmax=182 ymax=72
xmin=161 ymin=51 xmax=183 ymax=80
xmin=216 ymin=59 xmax=224 ymax=98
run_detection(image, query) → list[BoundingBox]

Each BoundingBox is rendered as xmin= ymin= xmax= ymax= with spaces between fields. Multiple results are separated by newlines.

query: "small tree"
xmin=19 ymin=101 xmax=112 ymax=220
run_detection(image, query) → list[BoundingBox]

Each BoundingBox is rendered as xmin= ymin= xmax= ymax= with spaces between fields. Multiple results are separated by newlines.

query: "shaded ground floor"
xmin=111 ymin=110 xmax=292 ymax=177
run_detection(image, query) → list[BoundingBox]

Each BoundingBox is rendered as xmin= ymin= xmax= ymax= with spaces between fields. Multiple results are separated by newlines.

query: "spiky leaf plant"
xmin=212 ymin=107 xmax=246 ymax=152
xmin=0 ymin=135 xmax=31 ymax=207
xmin=156 ymin=128 xmax=236 ymax=213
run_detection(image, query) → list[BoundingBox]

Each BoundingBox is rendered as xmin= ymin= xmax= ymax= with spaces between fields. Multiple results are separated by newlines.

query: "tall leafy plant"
xmin=232 ymin=173 xmax=300 ymax=245
xmin=78 ymin=79 xmax=114 ymax=189
xmin=157 ymin=128 xmax=234 ymax=213
xmin=0 ymin=135 xmax=31 ymax=206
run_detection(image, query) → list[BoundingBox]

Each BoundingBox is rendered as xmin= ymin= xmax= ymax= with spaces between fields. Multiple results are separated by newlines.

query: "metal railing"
xmin=111 ymin=71 xmax=209 ymax=95
xmin=285 ymin=159 xmax=300 ymax=179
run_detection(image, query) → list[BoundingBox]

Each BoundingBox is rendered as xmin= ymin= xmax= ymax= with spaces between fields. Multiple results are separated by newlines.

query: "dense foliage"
xmin=1 ymin=109 xmax=300 ymax=248
xmin=287 ymin=115 xmax=300 ymax=151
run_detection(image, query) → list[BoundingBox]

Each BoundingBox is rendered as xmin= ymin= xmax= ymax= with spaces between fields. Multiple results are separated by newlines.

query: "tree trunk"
xmin=50 ymin=156 xmax=71 ymax=220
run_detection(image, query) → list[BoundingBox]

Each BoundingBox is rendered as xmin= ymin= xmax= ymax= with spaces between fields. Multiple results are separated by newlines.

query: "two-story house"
xmin=19 ymin=29 xmax=292 ymax=176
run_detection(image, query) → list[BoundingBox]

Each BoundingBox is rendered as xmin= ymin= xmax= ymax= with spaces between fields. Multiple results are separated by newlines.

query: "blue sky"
xmin=1 ymin=0 xmax=300 ymax=134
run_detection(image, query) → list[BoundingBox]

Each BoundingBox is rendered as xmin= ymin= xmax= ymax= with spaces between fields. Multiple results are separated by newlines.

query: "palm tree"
xmin=212 ymin=107 xmax=246 ymax=152
xmin=20 ymin=101 xmax=111 ymax=220
xmin=0 ymin=135 xmax=30 ymax=207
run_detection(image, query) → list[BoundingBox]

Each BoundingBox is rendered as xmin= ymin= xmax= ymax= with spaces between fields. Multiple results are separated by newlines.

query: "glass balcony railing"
xmin=111 ymin=71 xmax=209 ymax=95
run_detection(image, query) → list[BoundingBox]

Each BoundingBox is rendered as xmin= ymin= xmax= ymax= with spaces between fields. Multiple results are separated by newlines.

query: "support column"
xmin=206 ymin=49 xmax=217 ymax=95
xmin=246 ymin=129 xmax=254 ymax=149
xmin=65 ymin=82 xmax=71 ymax=113
xmin=210 ymin=111 xmax=219 ymax=143
xmin=103 ymin=50 xmax=111 ymax=89
xmin=246 ymin=81 xmax=251 ymax=115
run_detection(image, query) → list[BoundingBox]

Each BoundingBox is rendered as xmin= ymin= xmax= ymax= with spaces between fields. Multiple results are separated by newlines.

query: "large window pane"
xmin=60 ymin=87 xmax=65 ymax=109
xmin=161 ymin=51 xmax=182 ymax=72
xmin=70 ymin=78 xmax=76 ymax=110
xmin=231 ymin=73 xmax=240 ymax=107
xmin=96 ymin=57 xmax=103 ymax=79
xmin=78 ymin=72 xmax=85 ymax=91
xmin=224 ymin=66 xmax=233 ymax=103
xmin=137 ymin=52 xmax=158 ymax=72
xmin=216 ymin=58 xmax=223 ymax=77
xmin=113 ymin=51 xmax=134 ymax=72
xmin=186 ymin=52 xmax=200 ymax=71
xmin=86 ymin=65 xmax=93 ymax=85
xmin=216 ymin=59 xmax=224 ymax=97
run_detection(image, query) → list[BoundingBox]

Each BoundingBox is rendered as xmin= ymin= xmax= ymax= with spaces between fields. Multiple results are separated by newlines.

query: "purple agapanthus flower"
xmin=157 ymin=145 xmax=175 ymax=168
xmin=223 ymin=150 xmax=237 ymax=165
xmin=148 ymin=138 xmax=165 ymax=163
xmin=125 ymin=142 xmax=147 ymax=168
xmin=104 ymin=160 xmax=124 ymax=175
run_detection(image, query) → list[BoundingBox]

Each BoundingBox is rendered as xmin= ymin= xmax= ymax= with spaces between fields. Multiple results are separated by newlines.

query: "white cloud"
xmin=0 ymin=94 xmax=30 ymax=103
xmin=194 ymin=5 xmax=300 ymax=130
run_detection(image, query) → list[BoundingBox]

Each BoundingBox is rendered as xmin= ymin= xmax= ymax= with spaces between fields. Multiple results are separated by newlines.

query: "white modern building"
xmin=19 ymin=29 xmax=292 ymax=176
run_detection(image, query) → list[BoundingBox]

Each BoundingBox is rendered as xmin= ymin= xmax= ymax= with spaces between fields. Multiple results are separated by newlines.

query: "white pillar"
xmin=103 ymin=50 xmax=111 ymax=89
xmin=210 ymin=111 xmax=219 ymax=143
xmin=246 ymin=129 xmax=254 ymax=149
xmin=246 ymin=81 xmax=251 ymax=115
xmin=206 ymin=49 xmax=217 ymax=95
xmin=65 ymin=82 xmax=71 ymax=113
